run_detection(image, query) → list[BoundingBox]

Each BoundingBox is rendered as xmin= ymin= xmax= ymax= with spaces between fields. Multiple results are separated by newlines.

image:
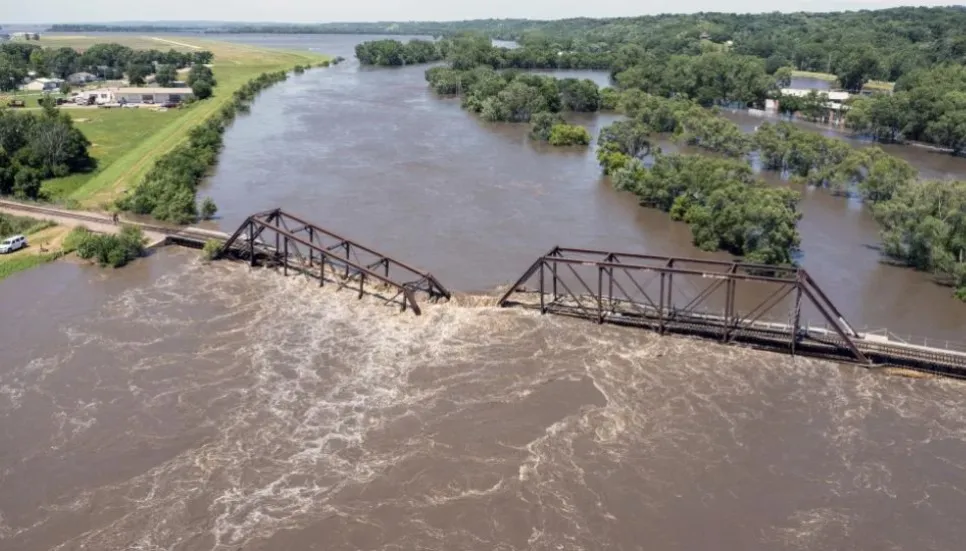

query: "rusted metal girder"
xmin=217 ymin=208 xmax=450 ymax=315
xmin=498 ymin=246 xmax=870 ymax=364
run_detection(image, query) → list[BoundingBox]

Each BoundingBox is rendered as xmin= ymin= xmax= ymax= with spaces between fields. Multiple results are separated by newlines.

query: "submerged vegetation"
xmin=72 ymin=225 xmax=146 ymax=268
xmin=413 ymin=29 xmax=966 ymax=298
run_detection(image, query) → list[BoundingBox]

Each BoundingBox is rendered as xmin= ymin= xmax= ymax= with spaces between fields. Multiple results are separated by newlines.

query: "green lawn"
xmin=30 ymin=35 xmax=329 ymax=209
xmin=863 ymin=80 xmax=895 ymax=92
xmin=42 ymin=108 xmax=187 ymax=200
xmin=790 ymin=70 xmax=839 ymax=82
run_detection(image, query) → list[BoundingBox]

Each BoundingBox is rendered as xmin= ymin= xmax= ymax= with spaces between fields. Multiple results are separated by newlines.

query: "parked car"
xmin=0 ymin=234 xmax=27 ymax=254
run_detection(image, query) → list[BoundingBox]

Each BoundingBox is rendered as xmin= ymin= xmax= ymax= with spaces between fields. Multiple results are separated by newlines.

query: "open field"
xmin=42 ymin=109 xmax=185 ymax=200
xmin=790 ymin=70 xmax=839 ymax=82
xmin=36 ymin=35 xmax=197 ymax=52
xmin=864 ymin=79 xmax=895 ymax=92
xmin=32 ymin=35 xmax=329 ymax=209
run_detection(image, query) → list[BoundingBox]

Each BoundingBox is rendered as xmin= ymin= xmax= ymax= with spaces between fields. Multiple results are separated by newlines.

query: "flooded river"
xmin=198 ymin=35 xmax=966 ymax=341
xmin=3 ymin=34 xmax=966 ymax=551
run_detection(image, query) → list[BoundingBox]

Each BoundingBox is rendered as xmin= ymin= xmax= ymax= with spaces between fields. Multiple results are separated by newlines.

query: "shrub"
xmin=74 ymin=225 xmax=146 ymax=268
xmin=200 ymin=197 xmax=218 ymax=220
xmin=293 ymin=64 xmax=306 ymax=74
xmin=548 ymin=123 xmax=592 ymax=146
xmin=202 ymin=238 xmax=222 ymax=261
xmin=0 ymin=213 xmax=54 ymax=237
xmin=529 ymin=112 xmax=566 ymax=141
xmin=192 ymin=80 xmax=213 ymax=100
xmin=61 ymin=226 xmax=90 ymax=253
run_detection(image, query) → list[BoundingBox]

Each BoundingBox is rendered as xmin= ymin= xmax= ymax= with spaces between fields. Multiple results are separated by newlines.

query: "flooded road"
xmin=2 ymin=250 xmax=966 ymax=550
xmin=199 ymin=35 xmax=966 ymax=342
xmin=3 ymin=34 xmax=966 ymax=551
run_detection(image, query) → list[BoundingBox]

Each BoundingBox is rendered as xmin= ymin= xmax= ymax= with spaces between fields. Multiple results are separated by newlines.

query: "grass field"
xmin=32 ymin=35 xmax=329 ymax=209
xmin=42 ymin=109 xmax=185 ymax=200
xmin=790 ymin=70 xmax=839 ymax=82
xmin=863 ymin=80 xmax=895 ymax=92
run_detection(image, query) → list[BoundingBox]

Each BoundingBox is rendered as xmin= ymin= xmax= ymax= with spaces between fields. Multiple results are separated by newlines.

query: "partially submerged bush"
xmin=202 ymin=238 xmax=222 ymax=261
xmin=548 ymin=123 xmax=592 ymax=146
xmin=74 ymin=226 xmax=146 ymax=268
xmin=61 ymin=226 xmax=90 ymax=253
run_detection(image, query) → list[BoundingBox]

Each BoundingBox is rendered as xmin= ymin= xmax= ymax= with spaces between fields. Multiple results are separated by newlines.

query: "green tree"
xmin=200 ymin=197 xmax=218 ymax=219
xmin=548 ymin=123 xmax=591 ymax=146
xmin=0 ymin=55 xmax=27 ymax=92
xmin=559 ymin=78 xmax=601 ymax=112
xmin=191 ymin=79 xmax=213 ymax=100
xmin=126 ymin=63 xmax=149 ymax=86
xmin=155 ymin=64 xmax=177 ymax=87
xmin=529 ymin=112 xmax=565 ymax=141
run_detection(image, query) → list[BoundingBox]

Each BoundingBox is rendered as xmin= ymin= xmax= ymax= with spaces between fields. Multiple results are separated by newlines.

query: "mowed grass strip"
xmin=42 ymin=109 xmax=185 ymax=200
xmin=32 ymin=35 xmax=329 ymax=208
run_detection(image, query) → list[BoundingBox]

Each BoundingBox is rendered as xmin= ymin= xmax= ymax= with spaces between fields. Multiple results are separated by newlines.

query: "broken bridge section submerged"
xmin=213 ymin=209 xmax=966 ymax=376
xmin=216 ymin=208 xmax=451 ymax=315
xmin=497 ymin=247 xmax=966 ymax=377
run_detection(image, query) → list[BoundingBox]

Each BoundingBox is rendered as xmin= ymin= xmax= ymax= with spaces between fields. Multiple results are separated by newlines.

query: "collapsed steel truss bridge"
xmin=497 ymin=247 xmax=966 ymax=375
xmin=217 ymin=209 xmax=450 ymax=315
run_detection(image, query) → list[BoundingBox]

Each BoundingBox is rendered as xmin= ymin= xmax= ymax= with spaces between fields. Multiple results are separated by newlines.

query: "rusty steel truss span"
xmin=217 ymin=209 xmax=450 ymax=315
xmin=496 ymin=247 xmax=966 ymax=374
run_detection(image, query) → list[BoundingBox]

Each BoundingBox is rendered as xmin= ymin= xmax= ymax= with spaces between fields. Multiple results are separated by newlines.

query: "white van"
xmin=0 ymin=235 xmax=27 ymax=254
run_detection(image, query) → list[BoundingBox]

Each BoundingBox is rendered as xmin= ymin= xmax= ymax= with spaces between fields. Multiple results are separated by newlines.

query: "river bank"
xmin=33 ymin=34 xmax=330 ymax=208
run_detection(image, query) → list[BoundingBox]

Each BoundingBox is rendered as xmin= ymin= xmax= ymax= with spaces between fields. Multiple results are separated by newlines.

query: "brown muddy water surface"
xmin=2 ymin=34 xmax=966 ymax=550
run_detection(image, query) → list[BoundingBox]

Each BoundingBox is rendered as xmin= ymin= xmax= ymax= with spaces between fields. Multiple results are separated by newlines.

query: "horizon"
xmin=0 ymin=1 xmax=958 ymax=26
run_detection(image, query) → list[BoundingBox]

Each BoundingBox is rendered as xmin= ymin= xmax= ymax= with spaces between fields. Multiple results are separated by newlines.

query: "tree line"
xmin=0 ymin=98 xmax=94 ymax=200
xmin=0 ymin=42 xmax=213 ymax=91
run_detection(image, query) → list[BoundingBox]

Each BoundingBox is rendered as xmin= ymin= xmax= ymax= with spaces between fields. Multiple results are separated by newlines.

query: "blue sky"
xmin=2 ymin=0 xmax=956 ymax=24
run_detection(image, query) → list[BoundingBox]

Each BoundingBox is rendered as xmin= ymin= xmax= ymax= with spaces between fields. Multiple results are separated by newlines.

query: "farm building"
xmin=115 ymin=87 xmax=193 ymax=105
xmin=67 ymin=72 xmax=99 ymax=85
xmin=23 ymin=78 xmax=64 ymax=91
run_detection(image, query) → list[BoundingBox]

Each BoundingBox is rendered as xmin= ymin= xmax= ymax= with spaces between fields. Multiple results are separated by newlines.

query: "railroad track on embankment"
xmin=0 ymin=199 xmax=228 ymax=248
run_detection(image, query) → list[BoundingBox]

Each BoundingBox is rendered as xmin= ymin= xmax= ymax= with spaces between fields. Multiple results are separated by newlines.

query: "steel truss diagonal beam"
xmin=497 ymin=246 xmax=869 ymax=364
xmin=217 ymin=208 xmax=451 ymax=315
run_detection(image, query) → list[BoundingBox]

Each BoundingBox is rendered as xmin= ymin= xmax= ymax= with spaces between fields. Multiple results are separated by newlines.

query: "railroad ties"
xmin=217 ymin=209 xmax=450 ymax=315
xmin=497 ymin=246 xmax=966 ymax=377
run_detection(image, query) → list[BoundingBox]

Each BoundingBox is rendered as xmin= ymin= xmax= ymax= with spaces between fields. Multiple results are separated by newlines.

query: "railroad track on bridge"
xmin=498 ymin=247 xmax=966 ymax=377
xmin=5 ymin=201 xmax=964 ymax=377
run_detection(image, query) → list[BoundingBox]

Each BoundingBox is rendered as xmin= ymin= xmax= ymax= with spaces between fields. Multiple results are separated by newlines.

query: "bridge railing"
xmin=217 ymin=208 xmax=450 ymax=315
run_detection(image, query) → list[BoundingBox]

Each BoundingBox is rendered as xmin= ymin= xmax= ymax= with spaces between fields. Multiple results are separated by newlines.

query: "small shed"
xmin=67 ymin=72 xmax=99 ymax=85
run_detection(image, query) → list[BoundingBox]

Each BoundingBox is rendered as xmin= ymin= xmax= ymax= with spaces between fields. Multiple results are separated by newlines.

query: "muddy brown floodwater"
xmin=2 ymin=34 xmax=966 ymax=551
xmin=197 ymin=35 xmax=966 ymax=342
